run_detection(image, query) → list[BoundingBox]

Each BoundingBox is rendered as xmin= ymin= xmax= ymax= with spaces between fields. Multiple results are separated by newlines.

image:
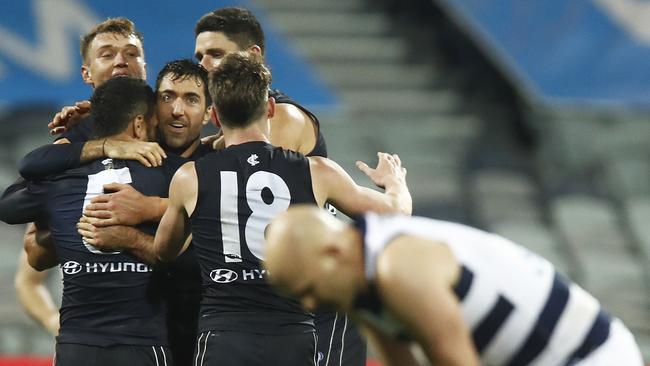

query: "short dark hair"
xmin=80 ymin=17 xmax=144 ymax=64
xmin=209 ymin=52 xmax=271 ymax=128
xmin=155 ymin=59 xmax=211 ymax=107
xmin=195 ymin=7 xmax=265 ymax=55
xmin=90 ymin=77 xmax=155 ymax=139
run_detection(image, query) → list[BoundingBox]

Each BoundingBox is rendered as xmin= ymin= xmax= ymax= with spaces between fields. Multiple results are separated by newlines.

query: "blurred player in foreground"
xmin=264 ymin=206 xmax=645 ymax=366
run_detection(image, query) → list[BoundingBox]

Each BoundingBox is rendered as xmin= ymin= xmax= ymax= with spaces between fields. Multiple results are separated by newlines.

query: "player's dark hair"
xmin=90 ymin=77 xmax=155 ymax=139
xmin=155 ymin=59 xmax=211 ymax=107
xmin=208 ymin=52 xmax=271 ymax=128
xmin=80 ymin=17 xmax=144 ymax=64
xmin=195 ymin=7 xmax=265 ymax=55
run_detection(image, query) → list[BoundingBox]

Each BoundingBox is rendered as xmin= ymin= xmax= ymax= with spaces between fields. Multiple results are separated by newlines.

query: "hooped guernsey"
xmin=355 ymin=213 xmax=630 ymax=366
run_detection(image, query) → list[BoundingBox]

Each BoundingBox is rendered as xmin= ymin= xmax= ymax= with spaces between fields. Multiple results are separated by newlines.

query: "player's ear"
xmin=210 ymin=104 xmax=222 ymax=129
xmin=81 ymin=64 xmax=93 ymax=86
xmin=267 ymin=97 xmax=275 ymax=119
xmin=248 ymin=44 xmax=262 ymax=56
xmin=202 ymin=105 xmax=212 ymax=126
xmin=133 ymin=115 xmax=147 ymax=141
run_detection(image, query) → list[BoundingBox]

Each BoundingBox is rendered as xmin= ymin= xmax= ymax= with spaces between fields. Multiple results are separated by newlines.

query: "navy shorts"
xmin=55 ymin=343 xmax=172 ymax=366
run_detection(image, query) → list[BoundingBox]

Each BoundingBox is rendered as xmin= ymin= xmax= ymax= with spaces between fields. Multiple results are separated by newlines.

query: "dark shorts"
xmin=193 ymin=330 xmax=316 ymax=366
xmin=167 ymin=292 xmax=201 ymax=366
xmin=315 ymin=311 xmax=367 ymax=366
xmin=55 ymin=343 xmax=172 ymax=366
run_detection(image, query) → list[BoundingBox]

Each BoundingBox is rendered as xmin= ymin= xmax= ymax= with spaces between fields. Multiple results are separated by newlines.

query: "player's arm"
xmin=0 ymin=178 xmax=49 ymax=225
xmin=309 ymin=153 xmax=412 ymax=216
xmin=14 ymin=250 xmax=59 ymax=336
xmin=269 ymin=103 xmax=317 ymax=154
xmin=23 ymin=222 xmax=58 ymax=271
xmin=82 ymin=183 xmax=168 ymax=226
xmin=154 ymin=162 xmax=198 ymax=262
xmin=19 ymin=139 xmax=166 ymax=180
xmin=76 ymin=222 xmax=158 ymax=264
xmin=376 ymin=235 xmax=479 ymax=366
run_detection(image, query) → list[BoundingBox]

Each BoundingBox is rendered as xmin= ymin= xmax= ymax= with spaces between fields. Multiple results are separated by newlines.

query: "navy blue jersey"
xmin=191 ymin=141 xmax=317 ymax=334
xmin=269 ymin=89 xmax=327 ymax=158
xmin=0 ymin=177 xmax=49 ymax=224
xmin=59 ymin=116 xmax=94 ymax=143
xmin=47 ymin=156 xmax=184 ymax=347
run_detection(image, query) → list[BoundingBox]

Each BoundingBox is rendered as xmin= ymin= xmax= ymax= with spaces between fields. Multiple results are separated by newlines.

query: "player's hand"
xmin=77 ymin=217 xmax=133 ymax=251
xmin=201 ymin=130 xmax=225 ymax=150
xmin=104 ymin=139 xmax=166 ymax=167
xmin=48 ymin=100 xmax=92 ymax=135
xmin=83 ymin=183 xmax=149 ymax=226
xmin=356 ymin=152 xmax=407 ymax=189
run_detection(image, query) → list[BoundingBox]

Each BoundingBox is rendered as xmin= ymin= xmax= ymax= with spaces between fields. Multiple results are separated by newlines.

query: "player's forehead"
xmin=194 ymin=31 xmax=241 ymax=52
xmin=158 ymin=74 xmax=204 ymax=96
xmin=91 ymin=32 xmax=143 ymax=51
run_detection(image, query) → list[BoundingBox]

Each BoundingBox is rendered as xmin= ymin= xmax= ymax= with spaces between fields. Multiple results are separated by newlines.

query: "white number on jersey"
xmin=81 ymin=164 xmax=132 ymax=254
xmin=220 ymin=171 xmax=291 ymax=262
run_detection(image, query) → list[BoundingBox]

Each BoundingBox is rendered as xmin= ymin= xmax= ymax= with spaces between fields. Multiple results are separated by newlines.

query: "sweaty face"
xmin=194 ymin=31 xmax=242 ymax=72
xmin=155 ymin=74 xmax=208 ymax=157
xmin=82 ymin=33 xmax=146 ymax=87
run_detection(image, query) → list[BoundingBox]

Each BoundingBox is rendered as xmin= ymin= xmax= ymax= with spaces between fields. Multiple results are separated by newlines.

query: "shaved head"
xmin=264 ymin=205 xmax=365 ymax=311
xmin=265 ymin=205 xmax=342 ymax=284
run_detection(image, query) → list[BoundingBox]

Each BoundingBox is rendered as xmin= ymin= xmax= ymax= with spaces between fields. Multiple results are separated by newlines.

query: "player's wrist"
xmin=80 ymin=140 xmax=105 ymax=162
xmin=382 ymin=175 xmax=405 ymax=190
xmin=148 ymin=197 xmax=167 ymax=222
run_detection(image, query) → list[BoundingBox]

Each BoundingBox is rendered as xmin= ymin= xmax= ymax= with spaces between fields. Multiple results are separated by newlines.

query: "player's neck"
xmin=222 ymin=120 xmax=270 ymax=147
xmin=107 ymin=131 xmax=139 ymax=142
xmin=223 ymin=129 xmax=269 ymax=147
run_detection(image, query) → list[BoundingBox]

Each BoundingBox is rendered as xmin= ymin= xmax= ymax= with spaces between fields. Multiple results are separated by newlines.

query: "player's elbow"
xmin=25 ymin=253 xmax=56 ymax=272
xmin=153 ymin=240 xmax=175 ymax=263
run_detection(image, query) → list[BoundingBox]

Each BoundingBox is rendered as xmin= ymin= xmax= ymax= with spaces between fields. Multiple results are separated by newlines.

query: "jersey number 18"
xmin=220 ymin=171 xmax=291 ymax=262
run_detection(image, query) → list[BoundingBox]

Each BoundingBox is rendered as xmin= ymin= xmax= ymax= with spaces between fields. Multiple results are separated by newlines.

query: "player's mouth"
xmin=111 ymin=71 xmax=130 ymax=78
xmin=167 ymin=121 xmax=188 ymax=133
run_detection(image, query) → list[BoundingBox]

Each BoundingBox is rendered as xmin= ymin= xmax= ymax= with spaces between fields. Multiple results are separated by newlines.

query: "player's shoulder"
xmin=268 ymin=88 xmax=293 ymax=104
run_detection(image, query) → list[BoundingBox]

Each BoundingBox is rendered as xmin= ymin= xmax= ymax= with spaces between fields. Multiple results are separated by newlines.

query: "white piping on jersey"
xmin=160 ymin=346 xmax=167 ymax=366
xmin=152 ymin=346 xmax=159 ymax=366
xmin=324 ymin=312 xmax=338 ymax=366
xmin=200 ymin=331 xmax=211 ymax=366
xmin=339 ymin=314 xmax=348 ymax=366
xmin=195 ymin=332 xmax=205 ymax=366
xmin=312 ymin=331 xmax=318 ymax=366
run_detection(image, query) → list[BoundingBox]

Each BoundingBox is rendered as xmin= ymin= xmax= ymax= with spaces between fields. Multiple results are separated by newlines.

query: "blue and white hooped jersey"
xmin=355 ymin=213 xmax=612 ymax=366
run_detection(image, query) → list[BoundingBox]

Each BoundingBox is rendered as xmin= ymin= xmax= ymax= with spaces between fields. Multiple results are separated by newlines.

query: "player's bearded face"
xmin=155 ymin=74 xmax=208 ymax=155
xmin=83 ymin=33 xmax=146 ymax=88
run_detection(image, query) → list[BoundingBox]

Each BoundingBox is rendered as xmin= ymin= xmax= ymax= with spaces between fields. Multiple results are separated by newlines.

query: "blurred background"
xmin=1 ymin=0 xmax=649 ymax=364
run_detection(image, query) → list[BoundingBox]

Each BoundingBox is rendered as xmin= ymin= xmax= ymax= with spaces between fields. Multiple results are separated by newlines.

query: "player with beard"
xmin=153 ymin=52 xmax=411 ymax=366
